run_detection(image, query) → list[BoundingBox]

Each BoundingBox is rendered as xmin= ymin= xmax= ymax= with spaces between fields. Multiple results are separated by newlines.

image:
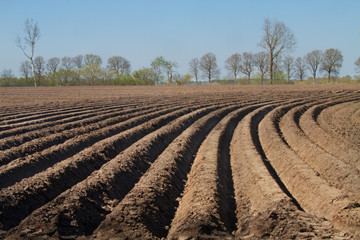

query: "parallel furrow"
xmin=0 ymin=103 xmax=135 ymax=139
xmin=0 ymin=104 xmax=190 ymax=188
xmin=230 ymin=102 xmax=339 ymax=239
xmin=167 ymin=104 xmax=267 ymax=239
xmin=301 ymin=102 xmax=360 ymax=171
xmin=0 ymin=102 xmax=161 ymax=150
xmin=0 ymin=102 xmax=139 ymax=131
xmin=280 ymin=102 xmax=360 ymax=199
xmin=0 ymin=102 xmax=179 ymax=166
xmin=0 ymin=104 xmax=210 ymax=231
xmin=4 ymin=102 xmax=235 ymax=239
xmin=317 ymin=101 xmax=360 ymax=152
xmin=92 ymin=105 xmax=240 ymax=240
xmin=259 ymin=103 xmax=360 ymax=235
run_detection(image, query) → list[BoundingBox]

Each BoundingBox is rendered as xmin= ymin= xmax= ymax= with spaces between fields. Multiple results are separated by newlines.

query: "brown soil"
xmin=0 ymin=84 xmax=359 ymax=239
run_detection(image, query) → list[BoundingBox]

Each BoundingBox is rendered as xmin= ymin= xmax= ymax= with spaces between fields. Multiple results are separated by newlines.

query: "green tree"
xmin=82 ymin=54 xmax=103 ymax=85
xmin=133 ymin=68 xmax=156 ymax=85
xmin=151 ymin=56 xmax=166 ymax=84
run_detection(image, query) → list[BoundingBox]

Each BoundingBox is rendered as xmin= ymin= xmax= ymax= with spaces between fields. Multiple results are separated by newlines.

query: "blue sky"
xmin=1 ymin=0 xmax=359 ymax=78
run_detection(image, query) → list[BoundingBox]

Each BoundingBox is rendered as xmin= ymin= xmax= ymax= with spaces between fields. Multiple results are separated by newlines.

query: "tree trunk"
xmin=328 ymin=72 xmax=331 ymax=83
xmin=313 ymin=73 xmax=316 ymax=85
xmin=270 ymin=55 xmax=274 ymax=84
xmin=30 ymin=58 xmax=37 ymax=87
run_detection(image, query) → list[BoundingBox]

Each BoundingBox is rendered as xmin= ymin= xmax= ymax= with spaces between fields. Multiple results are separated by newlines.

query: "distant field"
xmin=0 ymin=85 xmax=359 ymax=239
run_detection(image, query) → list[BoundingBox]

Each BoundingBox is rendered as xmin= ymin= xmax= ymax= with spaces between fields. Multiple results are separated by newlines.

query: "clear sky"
xmin=1 ymin=0 xmax=359 ymax=78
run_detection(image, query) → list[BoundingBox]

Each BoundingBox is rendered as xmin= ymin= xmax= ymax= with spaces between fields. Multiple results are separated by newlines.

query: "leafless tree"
xmin=107 ymin=56 xmax=131 ymax=75
xmin=16 ymin=18 xmax=40 ymax=87
xmin=305 ymin=50 xmax=322 ymax=84
xmin=354 ymin=57 xmax=360 ymax=74
xmin=225 ymin=53 xmax=241 ymax=83
xmin=84 ymin=54 xmax=102 ymax=66
xmin=164 ymin=60 xmax=178 ymax=84
xmin=240 ymin=52 xmax=255 ymax=83
xmin=200 ymin=53 xmax=220 ymax=83
xmin=259 ymin=18 xmax=296 ymax=84
xmin=46 ymin=57 xmax=60 ymax=74
xmin=0 ymin=69 xmax=15 ymax=87
xmin=321 ymin=48 xmax=343 ymax=83
xmin=73 ymin=55 xmax=83 ymax=69
xmin=20 ymin=61 xmax=32 ymax=79
xmin=189 ymin=58 xmax=200 ymax=84
xmin=253 ymin=52 xmax=268 ymax=84
xmin=282 ymin=55 xmax=294 ymax=82
xmin=62 ymin=57 xmax=75 ymax=71
xmin=294 ymin=57 xmax=306 ymax=81
xmin=34 ymin=56 xmax=45 ymax=81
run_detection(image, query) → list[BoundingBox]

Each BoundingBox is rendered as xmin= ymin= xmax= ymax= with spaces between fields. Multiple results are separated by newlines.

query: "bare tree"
xmin=321 ymin=48 xmax=343 ymax=83
xmin=294 ymin=57 xmax=306 ymax=81
xmin=189 ymin=58 xmax=200 ymax=84
xmin=107 ymin=56 xmax=131 ymax=75
xmin=0 ymin=69 xmax=15 ymax=87
xmin=240 ymin=52 xmax=255 ymax=83
xmin=20 ymin=61 xmax=32 ymax=79
xmin=163 ymin=60 xmax=178 ymax=84
xmin=46 ymin=57 xmax=60 ymax=74
xmin=200 ymin=52 xmax=220 ymax=83
xmin=305 ymin=50 xmax=322 ymax=84
xmin=84 ymin=54 xmax=102 ymax=66
xmin=61 ymin=57 xmax=75 ymax=71
xmin=225 ymin=53 xmax=241 ymax=83
xmin=355 ymin=57 xmax=360 ymax=74
xmin=73 ymin=55 xmax=83 ymax=69
xmin=253 ymin=52 xmax=268 ymax=84
xmin=16 ymin=18 xmax=40 ymax=87
xmin=282 ymin=55 xmax=294 ymax=82
xmin=259 ymin=18 xmax=296 ymax=84
xmin=34 ymin=56 xmax=45 ymax=82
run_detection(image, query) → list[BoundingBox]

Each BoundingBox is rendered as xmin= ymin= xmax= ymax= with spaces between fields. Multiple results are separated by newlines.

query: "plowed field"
xmin=0 ymin=85 xmax=359 ymax=239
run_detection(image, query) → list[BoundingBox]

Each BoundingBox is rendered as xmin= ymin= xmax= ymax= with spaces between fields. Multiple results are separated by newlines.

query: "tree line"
xmin=1 ymin=18 xmax=359 ymax=87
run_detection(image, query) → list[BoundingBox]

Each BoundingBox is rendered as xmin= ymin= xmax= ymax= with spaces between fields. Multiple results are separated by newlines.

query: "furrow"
xmin=0 ymin=102 xmax=125 ymax=126
xmin=4 ymin=103 xmax=230 ymax=239
xmin=0 ymin=103 xmax=177 ymax=166
xmin=0 ymin=104 xmax=190 ymax=188
xmin=0 ymin=105 xmax=203 ymax=231
xmin=259 ymin=104 xmax=360 ymax=236
xmin=167 ymin=104 xmax=265 ymax=239
xmin=280 ymin=103 xmax=360 ymax=199
xmin=0 ymin=102 xmax=158 ymax=150
xmin=0 ymin=102 xmax=139 ymax=131
xmin=317 ymin=101 xmax=360 ymax=152
xmin=230 ymin=101 xmax=340 ymax=239
xmin=301 ymin=103 xmax=360 ymax=171
xmin=92 ymin=105 xmax=239 ymax=240
xmin=0 ymin=103 xmax=134 ymax=139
